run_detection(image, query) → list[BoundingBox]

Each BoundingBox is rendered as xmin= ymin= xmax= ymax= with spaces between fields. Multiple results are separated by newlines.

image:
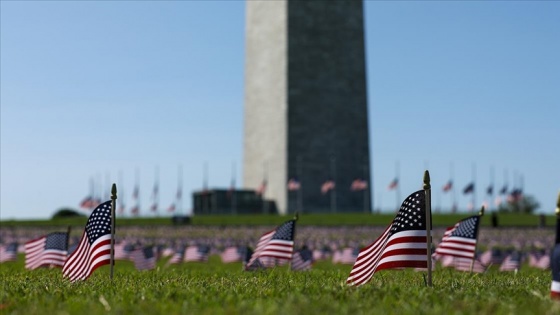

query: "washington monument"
xmin=243 ymin=0 xmax=370 ymax=214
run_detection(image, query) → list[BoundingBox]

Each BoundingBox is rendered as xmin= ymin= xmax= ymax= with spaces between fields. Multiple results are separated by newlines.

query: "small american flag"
xmin=131 ymin=246 xmax=156 ymax=270
xmin=463 ymin=183 xmax=474 ymax=194
xmin=387 ymin=178 xmax=398 ymax=190
xmin=499 ymin=251 xmax=521 ymax=272
xmin=25 ymin=232 xmax=68 ymax=270
xmin=442 ymin=180 xmax=453 ymax=192
xmin=332 ymin=248 xmax=358 ymax=265
xmin=184 ymin=245 xmax=210 ymax=262
xmin=453 ymin=257 xmax=486 ymax=273
xmin=114 ymin=242 xmax=134 ymax=260
xmin=434 ymin=215 xmax=480 ymax=260
xmin=256 ymin=180 xmax=267 ymax=195
xmin=167 ymin=203 xmax=176 ymax=213
xmin=529 ymin=251 xmax=550 ymax=270
xmin=347 ymin=190 xmax=429 ymax=286
xmin=62 ymin=200 xmax=112 ymax=282
xmin=0 ymin=242 xmax=18 ymax=262
xmin=321 ymin=180 xmax=335 ymax=194
xmin=291 ymin=247 xmax=313 ymax=271
xmin=221 ymin=246 xmax=244 ymax=263
xmin=130 ymin=205 xmax=140 ymax=216
xmin=287 ymin=178 xmax=301 ymax=191
xmin=80 ymin=196 xmax=97 ymax=209
xmin=246 ymin=219 xmax=296 ymax=270
xmin=350 ymin=178 xmax=368 ymax=191
xmin=167 ymin=246 xmax=185 ymax=265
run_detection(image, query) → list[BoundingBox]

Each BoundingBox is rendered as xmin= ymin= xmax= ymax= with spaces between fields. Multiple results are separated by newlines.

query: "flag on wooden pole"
xmin=347 ymin=184 xmax=431 ymax=286
xmin=62 ymin=200 xmax=113 ymax=282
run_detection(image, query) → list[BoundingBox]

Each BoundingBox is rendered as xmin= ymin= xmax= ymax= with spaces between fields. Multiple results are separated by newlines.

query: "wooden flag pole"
xmin=289 ymin=212 xmax=299 ymax=271
xmin=110 ymin=183 xmax=117 ymax=280
xmin=423 ymin=170 xmax=433 ymax=287
xmin=470 ymin=206 xmax=485 ymax=273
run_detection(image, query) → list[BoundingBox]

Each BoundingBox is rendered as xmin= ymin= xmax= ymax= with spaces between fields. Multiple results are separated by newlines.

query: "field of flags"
xmin=1 ymin=177 xmax=559 ymax=314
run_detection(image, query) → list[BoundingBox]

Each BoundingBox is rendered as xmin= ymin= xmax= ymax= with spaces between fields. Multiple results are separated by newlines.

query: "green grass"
xmin=0 ymin=213 xmax=555 ymax=228
xmin=1 ymin=256 xmax=558 ymax=315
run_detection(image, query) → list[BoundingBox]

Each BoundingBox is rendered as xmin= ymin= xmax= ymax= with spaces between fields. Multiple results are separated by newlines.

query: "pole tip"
xmin=479 ymin=206 xmax=485 ymax=216
xmin=423 ymin=170 xmax=431 ymax=190
xmin=111 ymin=183 xmax=117 ymax=200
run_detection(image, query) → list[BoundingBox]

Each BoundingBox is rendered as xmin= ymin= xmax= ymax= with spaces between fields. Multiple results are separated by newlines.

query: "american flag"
xmin=167 ymin=203 xmax=176 ymax=213
xmin=480 ymin=248 xmax=505 ymax=266
xmin=80 ymin=196 xmax=97 ymax=209
xmin=347 ymin=190 xmax=429 ymax=286
xmin=130 ymin=205 xmax=140 ymax=216
xmin=24 ymin=232 xmax=68 ymax=270
xmin=453 ymin=257 xmax=486 ymax=273
xmin=291 ymin=247 xmax=313 ymax=271
xmin=486 ymin=185 xmax=494 ymax=195
xmin=246 ymin=219 xmax=296 ymax=270
xmin=221 ymin=246 xmax=244 ymax=263
xmin=184 ymin=245 xmax=210 ymax=262
xmin=351 ymin=178 xmax=368 ymax=191
xmin=387 ymin=178 xmax=398 ymax=190
xmin=131 ymin=246 xmax=156 ymax=270
xmin=463 ymin=183 xmax=474 ymax=194
xmin=321 ymin=179 xmax=335 ymax=194
xmin=0 ymin=242 xmax=18 ymax=262
xmin=499 ymin=251 xmax=521 ymax=272
xmin=256 ymin=180 xmax=267 ymax=195
xmin=62 ymin=200 xmax=112 ymax=282
xmin=442 ymin=180 xmax=453 ymax=192
xmin=287 ymin=178 xmax=301 ymax=191
xmin=529 ymin=251 xmax=550 ymax=270
xmin=332 ymin=248 xmax=358 ymax=265
xmin=499 ymin=185 xmax=508 ymax=194
xmin=167 ymin=246 xmax=185 ymax=265
xmin=114 ymin=242 xmax=134 ymax=260
xmin=434 ymin=215 xmax=480 ymax=260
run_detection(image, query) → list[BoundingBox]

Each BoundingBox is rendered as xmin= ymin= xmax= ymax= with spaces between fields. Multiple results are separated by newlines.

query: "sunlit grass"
xmin=1 ymin=256 xmax=557 ymax=315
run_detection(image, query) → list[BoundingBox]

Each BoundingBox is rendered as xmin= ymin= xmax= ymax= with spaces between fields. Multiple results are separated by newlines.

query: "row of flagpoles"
xmin=79 ymin=163 xmax=527 ymax=215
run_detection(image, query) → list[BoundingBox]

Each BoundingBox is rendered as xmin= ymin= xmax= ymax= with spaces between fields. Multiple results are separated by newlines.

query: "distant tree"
xmin=52 ymin=208 xmax=86 ymax=219
xmin=497 ymin=195 xmax=540 ymax=214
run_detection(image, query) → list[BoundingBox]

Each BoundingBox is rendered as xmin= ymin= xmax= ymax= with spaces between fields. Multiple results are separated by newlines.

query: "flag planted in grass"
xmin=292 ymin=247 xmax=313 ymax=271
xmin=63 ymin=200 xmax=112 ymax=282
xmin=434 ymin=214 xmax=481 ymax=260
xmin=0 ymin=242 xmax=18 ymax=263
xmin=131 ymin=246 xmax=156 ymax=270
xmin=184 ymin=245 xmax=210 ymax=262
xmin=499 ymin=251 xmax=521 ymax=272
xmin=347 ymin=190 xmax=430 ymax=286
xmin=25 ymin=232 xmax=68 ymax=270
xmin=246 ymin=219 xmax=296 ymax=270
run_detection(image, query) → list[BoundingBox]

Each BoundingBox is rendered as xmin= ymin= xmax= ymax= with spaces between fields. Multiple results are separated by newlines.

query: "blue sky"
xmin=1 ymin=1 xmax=558 ymax=219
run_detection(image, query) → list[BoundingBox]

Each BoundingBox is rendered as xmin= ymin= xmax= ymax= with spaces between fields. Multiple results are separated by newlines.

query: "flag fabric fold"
xmin=62 ymin=200 xmax=113 ymax=282
xmin=347 ymin=190 xmax=429 ymax=286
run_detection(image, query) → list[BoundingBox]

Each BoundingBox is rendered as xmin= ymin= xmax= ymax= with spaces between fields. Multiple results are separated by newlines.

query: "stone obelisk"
xmin=244 ymin=0 xmax=370 ymax=214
